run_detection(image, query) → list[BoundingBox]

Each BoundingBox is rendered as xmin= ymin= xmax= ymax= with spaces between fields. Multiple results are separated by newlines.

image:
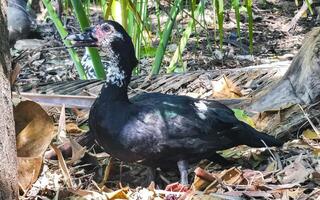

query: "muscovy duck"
xmin=66 ymin=20 xmax=283 ymax=185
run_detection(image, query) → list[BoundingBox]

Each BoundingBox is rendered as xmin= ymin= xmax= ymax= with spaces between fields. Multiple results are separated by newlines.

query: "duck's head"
xmin=67 ymin=20 xmax=138 ymax=86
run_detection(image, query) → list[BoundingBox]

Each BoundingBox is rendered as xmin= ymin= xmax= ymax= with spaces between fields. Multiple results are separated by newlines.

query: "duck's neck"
xmin=98 ymin=56 xmax=132 ymax=103
xmin=99 ymin=83 xmax=129 ymax=102
xmin=97 ymin=44 xmax=138 ymax=103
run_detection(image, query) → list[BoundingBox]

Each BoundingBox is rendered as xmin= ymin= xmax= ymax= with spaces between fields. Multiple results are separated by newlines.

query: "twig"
xmin=260 ymin=140 xmax=277 ymax=162
xmin=154 ymin=189 xmax=185 ymax=196
xmin=282 ymin=0 xmax=313 ymax=32
xmin=298 ymin=104 xmax=320 ymax=136
xmin=195 ymin=191 xmax=244 ymax=200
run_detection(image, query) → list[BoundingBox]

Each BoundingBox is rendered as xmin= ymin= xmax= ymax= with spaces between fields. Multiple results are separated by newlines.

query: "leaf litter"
xmin=12 ymin=99 xmax=320 ymax=200
xmin=11 ymin=1 xmax=320 ymax=198
xmin=12 ymin=73 xmax=320 ymax=199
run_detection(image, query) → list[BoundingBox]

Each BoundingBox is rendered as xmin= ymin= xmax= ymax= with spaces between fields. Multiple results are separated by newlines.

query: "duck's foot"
xmin=165 ymin=182 xmax=189 ymax=192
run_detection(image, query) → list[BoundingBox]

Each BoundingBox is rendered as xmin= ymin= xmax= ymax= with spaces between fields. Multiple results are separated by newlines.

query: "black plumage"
xmin=67 ymin=20 xmax=283 ymax=185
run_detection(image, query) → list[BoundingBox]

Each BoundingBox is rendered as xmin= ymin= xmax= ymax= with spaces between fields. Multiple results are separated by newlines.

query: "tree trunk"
xmin=0 ymin=0 xmax=18 ymax=199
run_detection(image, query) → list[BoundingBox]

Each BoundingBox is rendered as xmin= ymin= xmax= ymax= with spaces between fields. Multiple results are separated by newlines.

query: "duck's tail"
xmin=238 ymin=122 xmax=283 ymax=147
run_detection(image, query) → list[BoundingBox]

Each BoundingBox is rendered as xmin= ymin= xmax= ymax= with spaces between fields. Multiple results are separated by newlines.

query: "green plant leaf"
xmin=167 ymin=0 xmax=205 ymax=73
xmin=42 ymin=0 xmax=87 ymax=80
xmin=70 ymin=0 xmax=106 ymax=79
xmin=245 ymin=0 xmax=253 ymax=54
xmin=232 ymin=109 xmax=255 ymax=127
xmin=151 ymin=0 xmax=184 ymax=75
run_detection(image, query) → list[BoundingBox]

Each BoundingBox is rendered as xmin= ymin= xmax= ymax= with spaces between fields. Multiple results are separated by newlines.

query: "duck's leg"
xmin=177 ymin=160 xmax=189 ymax=185
xmin=146 ymin=167 xmax=156 ymax=185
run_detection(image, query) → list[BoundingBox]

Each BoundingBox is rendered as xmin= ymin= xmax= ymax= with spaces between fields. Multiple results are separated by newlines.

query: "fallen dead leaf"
xmin=99 ymin=157 xmax=113 ymax=187
xmin=278 ymin=156 xmax=312 ymax=184
xmin=212 ymin=75 xmax=242 ymax=99
xmin=219 ymin=167 xmax=243 ymax=185
xmin=10 ymin=61 xmax=21 ymax=86
xmin=18 ymin=156 xmax=43 ymax=192
xmin=225 ymin=190 xmax=272 ymax=198
xmin=165 ymin=182 xmax=189 ymax=192
xmin=302 ymin=129 xmax=320 ymax=140
xmin=242 ymin=169 xmax=264 ymax=185
xmin=57 ymin=104 xmax=67 ymax=142
xmin=194 ymin=167 xmax=216 ymax=182
xmin=106 ymin=188 xmax=129 ymax=199
xmin=66 ymin=123 xmax=83 ymax=134
xmin=14 ymin=100 xmax=55 ymax=157
xmin=192 ymin=167 xmax=217 ymax=191
xmin=68 ymin=190 xmax=108 ymax=199
xmin=69 ymin=138 xmax=86 ymax=163
xmin=51 ymin=144 xmax=73 ymax=188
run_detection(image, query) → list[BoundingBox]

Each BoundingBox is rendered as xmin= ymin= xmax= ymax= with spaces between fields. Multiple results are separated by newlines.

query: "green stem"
xmin=246 ymin=0 xmax=253 ymax=54
xmin=42 ymin=0 xmax=87 ymax=79
xmin=167 ymin=0 xmax=204 ymax=73
xmin=151 ymin=0 xmax=183 ymax=75
xmin=70 ymin=0 xmax=106 ymax=79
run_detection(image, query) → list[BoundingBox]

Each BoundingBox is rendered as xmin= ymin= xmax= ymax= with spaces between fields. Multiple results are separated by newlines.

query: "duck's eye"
xmin=102 ymin=25 xmax=111 ymax=32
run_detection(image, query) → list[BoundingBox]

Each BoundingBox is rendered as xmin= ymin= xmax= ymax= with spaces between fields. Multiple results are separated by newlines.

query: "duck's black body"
xmin=90 ymin=90 xmax=281 ymax=167
xmin=67 ymin=20 xmax=283 ymax=184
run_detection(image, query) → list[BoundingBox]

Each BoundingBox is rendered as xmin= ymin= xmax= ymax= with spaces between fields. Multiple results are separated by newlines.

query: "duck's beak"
xmin=65 ymin=27 xmax=98 ymax=47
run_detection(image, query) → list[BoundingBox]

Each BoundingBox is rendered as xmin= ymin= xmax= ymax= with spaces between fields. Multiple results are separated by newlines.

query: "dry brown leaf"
xmin=286 ymin=188 xmax=306 ymax=199
xmin=68 ymin=190 xmax=109 ymax=199
xmin=105 ymin=188 xmax=128 ymax=199
xmin=219 ymin=167 xmax=243 ymax=185
xmin=261 ymin=183 xmax=300 ymax=190
xmin=192 ymin=167 xmax=217 ymax=191
xmin=212 ymin=75 xmax=242 ymax=99
xmin=99 ymin=158 xmax=113 ymax=187
xmin=14 ymin=101 xmax=55 ymax=157
xmin=18 ymin=156 xmax=43 ymax=192
xmin=279 ymin=156 xmax=312 ymax=184
xmin=10 ymin=62 xmax=21 ymax=86
xmin=57 ymin=104 xmax=67 ymax=142
xmin=242 ymin=169 xmax=264 ymax=185
xmin=225 ymin=190 xmax=272 ymax=198
xmin=302 ymin=129 xmax=320 ymax=140
xmin=69 ymin=138 xmax=86 ymax=163
xmin=71 ymin=108 xmax=88 ymax=118
xmin=66 ymin=123 xmax=83 ymax=134
xmin=252 ymin=111 xmax=282 ymax=131
xmin=51 ymin=144 xmax=73 ymax=188
xmin=194 ymin=167 xmax=216 ymax=182
xmin=68 ymin=188 xmax=96 ymax=197
xmin=192 ymin=176 xmax=213 ymax=191
xmin=311 ymin=171 xmax=320 ymax=185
